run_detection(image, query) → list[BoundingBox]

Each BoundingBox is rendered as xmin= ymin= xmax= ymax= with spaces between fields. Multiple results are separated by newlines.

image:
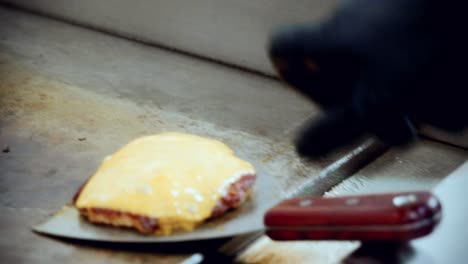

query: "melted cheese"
xmin=76 ymin=132 xmax=255 ymax=235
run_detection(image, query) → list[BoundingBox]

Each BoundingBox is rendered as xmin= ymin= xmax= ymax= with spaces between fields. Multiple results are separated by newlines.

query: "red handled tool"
xmin=264 ymin=191 xmax=441 ymax=241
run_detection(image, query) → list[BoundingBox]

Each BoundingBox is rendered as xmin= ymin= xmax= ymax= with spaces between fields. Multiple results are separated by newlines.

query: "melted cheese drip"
xmin=76 ymin=132 xmax=255 ymax=235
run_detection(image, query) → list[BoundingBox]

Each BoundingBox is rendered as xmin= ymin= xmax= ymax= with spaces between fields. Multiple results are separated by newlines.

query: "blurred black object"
xmin=269 ymin=0 xmax=467 ymax=157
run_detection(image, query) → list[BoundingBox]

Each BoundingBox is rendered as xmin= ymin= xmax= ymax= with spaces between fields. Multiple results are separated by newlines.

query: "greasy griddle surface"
xmin=0 ymin=55 xmax=370 ymax=244
xmin=34 ymin=169 xmax=279 ymax=242
xmin=0 ymin=53 xmax=303 ymax=244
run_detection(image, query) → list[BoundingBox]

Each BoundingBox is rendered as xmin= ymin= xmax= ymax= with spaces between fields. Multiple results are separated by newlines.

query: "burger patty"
xmin=74 ymin=174 xmax=256 ymax=234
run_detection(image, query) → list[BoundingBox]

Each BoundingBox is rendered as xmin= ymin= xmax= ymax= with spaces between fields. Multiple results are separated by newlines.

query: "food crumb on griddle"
xmin=2 ymin=145 xmax=10 ymax=153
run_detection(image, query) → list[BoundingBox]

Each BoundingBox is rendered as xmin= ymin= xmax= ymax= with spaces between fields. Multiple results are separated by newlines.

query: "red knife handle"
xmin=264 ymin=191 xmax=441 ymax=241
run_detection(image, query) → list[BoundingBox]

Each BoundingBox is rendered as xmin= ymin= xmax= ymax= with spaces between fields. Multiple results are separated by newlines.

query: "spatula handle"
xmin=264 ymin=191 xmax=441 ymax=241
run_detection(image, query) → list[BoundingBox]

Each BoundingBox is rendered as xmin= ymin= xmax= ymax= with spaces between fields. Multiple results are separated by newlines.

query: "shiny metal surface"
xmin=410 ymin=162 xmax=468 ymax=263
xmin=328 ymin=140 xmax=467 ymax=195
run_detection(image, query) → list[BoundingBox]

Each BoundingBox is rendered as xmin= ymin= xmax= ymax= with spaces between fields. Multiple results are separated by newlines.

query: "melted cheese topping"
xmin=76 ymin=132 xmax=255 ymax=235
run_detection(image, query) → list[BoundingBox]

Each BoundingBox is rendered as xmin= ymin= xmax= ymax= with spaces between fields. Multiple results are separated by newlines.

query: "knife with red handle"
xmin=264 ymin=191 xmax=442 ymax=241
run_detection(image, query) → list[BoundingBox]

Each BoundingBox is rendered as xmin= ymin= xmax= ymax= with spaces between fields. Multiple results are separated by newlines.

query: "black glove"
xmin=269 ymin=0 xmax=467 ymax=157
